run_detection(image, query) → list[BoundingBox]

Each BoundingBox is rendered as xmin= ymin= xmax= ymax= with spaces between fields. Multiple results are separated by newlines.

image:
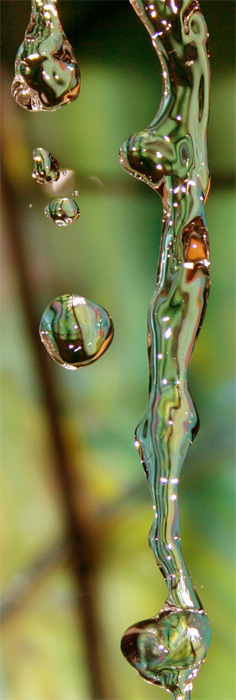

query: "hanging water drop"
xmin=44 ymin=198 xmax=80 ymax=226
xmin=32 ymin=147 xmax=60 ymax=184
xmin=39 ymin=294 xmax=114 ymax=369
xmin=11 ymin=0 xmax=80 ymax=111
xmin=121 ymin=608 xmax=211 ymax=693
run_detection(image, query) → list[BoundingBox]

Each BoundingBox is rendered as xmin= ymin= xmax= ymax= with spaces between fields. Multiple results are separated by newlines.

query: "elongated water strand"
xmin=120 ymin=1 xmax=211 ymax=698
xmin=39 ymin=294 xmax=114 ymax=369
xmin=11 ymin=0 xmax=80 ymax=111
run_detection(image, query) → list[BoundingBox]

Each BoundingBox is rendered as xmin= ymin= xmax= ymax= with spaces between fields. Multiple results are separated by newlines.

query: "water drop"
xmin=39 ymin=294 xmax=114 ymax=369
xmin=44 ymin=198 xmax=80 ymax=226
xmin=11 ymin=0 xmax=80 ymax=111
xmin=72 ymin=190 xmax=79 ymax=197
xmin=121 ymin=609 xmax=210 ymax=694
xmin=32 ymin=147 xmax=60 ymax=184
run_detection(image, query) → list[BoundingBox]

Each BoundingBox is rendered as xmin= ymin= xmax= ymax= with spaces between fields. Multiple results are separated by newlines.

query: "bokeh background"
xmin=1 ymin=1 xmax=235 ymax=699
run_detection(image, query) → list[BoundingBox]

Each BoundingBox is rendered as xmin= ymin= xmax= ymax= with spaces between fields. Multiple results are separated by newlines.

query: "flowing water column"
xmin=120 ymin=1 xmax=211 ymax=698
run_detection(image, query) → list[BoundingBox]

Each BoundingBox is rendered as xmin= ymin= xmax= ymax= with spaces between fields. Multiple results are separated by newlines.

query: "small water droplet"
xmin=39 ymin=294 xmax=114 ymax=369
xmin=11 ymin=0 xmax=80 ymax=111
xmin=32 ymin=148 xmax=60 ymax=184
xmin=44 ymin=198 xmax=80 ymax=226
xmin=29 ymin=203 xmax=33 ymax=208
xmin=72 ymin=190 xmax=79 ymax=197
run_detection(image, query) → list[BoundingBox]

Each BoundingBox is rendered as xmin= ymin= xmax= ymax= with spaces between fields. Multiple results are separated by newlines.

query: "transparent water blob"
xmin=11 ymin=0 xmax=80 ymax=111
xmin=44 ymin=197 xmax=80 ymax=226
xmin=39 ymin=294 xmax=114 ymax=369
xmin=32 ymin=147 xmax=60 ymax=184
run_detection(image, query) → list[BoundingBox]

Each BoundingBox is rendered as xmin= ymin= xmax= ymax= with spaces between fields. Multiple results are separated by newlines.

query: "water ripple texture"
xmin=119 ymin=2 xmax=211 ymax=698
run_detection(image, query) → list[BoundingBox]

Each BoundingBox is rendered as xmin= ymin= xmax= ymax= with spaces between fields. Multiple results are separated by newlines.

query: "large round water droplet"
xmin=45 ymin=198 xmax=80 ymax=226
xmin=32 ymin=148 xmax=60 ymax=184
xmin=39 ymin=294 xmax=114 ymax=369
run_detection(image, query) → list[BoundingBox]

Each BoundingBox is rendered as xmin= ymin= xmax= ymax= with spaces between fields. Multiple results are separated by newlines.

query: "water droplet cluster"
xmin=11 ymin=0 xmax=114 ymax=368
xmin=11 ymin=0 xmax=80 ymax=111
xmin=32 ymin=150 xmax=114 ymax=364
xmin=32 ymin=148 xmax=80 ymax=226
xmin=119 ymin=1 xmax=211 ymax=698
xmin=39 ymin=294 xmax=114 ymax=369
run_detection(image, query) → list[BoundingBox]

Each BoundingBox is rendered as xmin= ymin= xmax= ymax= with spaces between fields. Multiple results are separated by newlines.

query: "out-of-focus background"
xmin=1 ymin=2 xmax=235 ymax=699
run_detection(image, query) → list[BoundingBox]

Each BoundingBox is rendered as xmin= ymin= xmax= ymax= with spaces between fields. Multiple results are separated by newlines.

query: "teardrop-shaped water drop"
xmin=39 ymin=294 xmax=114 ymax=369
xmin=121 ymin=608 xmax=211 ymax=692
xmin=44 ymin=198 xmax=80 ymax=226
xmin=32 ymin=147 xmax=60 ymax=184
xmin=11 ymin=0 xmax=80 ymax=111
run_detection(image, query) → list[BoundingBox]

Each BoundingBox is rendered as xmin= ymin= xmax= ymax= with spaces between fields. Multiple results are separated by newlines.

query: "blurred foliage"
xmin=1 ymin=2 xmax=235 ymax=700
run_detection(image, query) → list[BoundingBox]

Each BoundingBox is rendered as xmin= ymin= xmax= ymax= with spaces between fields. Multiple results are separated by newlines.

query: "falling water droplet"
xmin=72 ymin=190 xmax=79 ymax=197
xmin=32 ymin=147 xmax=60 ymax=184
xmin=39 ymin=294 xmax=114 ymax=369
xmin=11 ymin=0 xmax=80 ymax=111
xmin=44 ymin=198 xmax=80 ymax=226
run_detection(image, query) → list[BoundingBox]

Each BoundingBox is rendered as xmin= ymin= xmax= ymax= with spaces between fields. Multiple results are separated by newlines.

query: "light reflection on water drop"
xmin=44 ymin=198 xmax=80 ymax=226
xmin=39 ymin=294 xmax=114 ymax=369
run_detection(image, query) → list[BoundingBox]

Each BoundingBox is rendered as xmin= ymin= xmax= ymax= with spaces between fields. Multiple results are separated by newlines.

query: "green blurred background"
xmin=1 ymin=2 xmax=235 ymax=699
